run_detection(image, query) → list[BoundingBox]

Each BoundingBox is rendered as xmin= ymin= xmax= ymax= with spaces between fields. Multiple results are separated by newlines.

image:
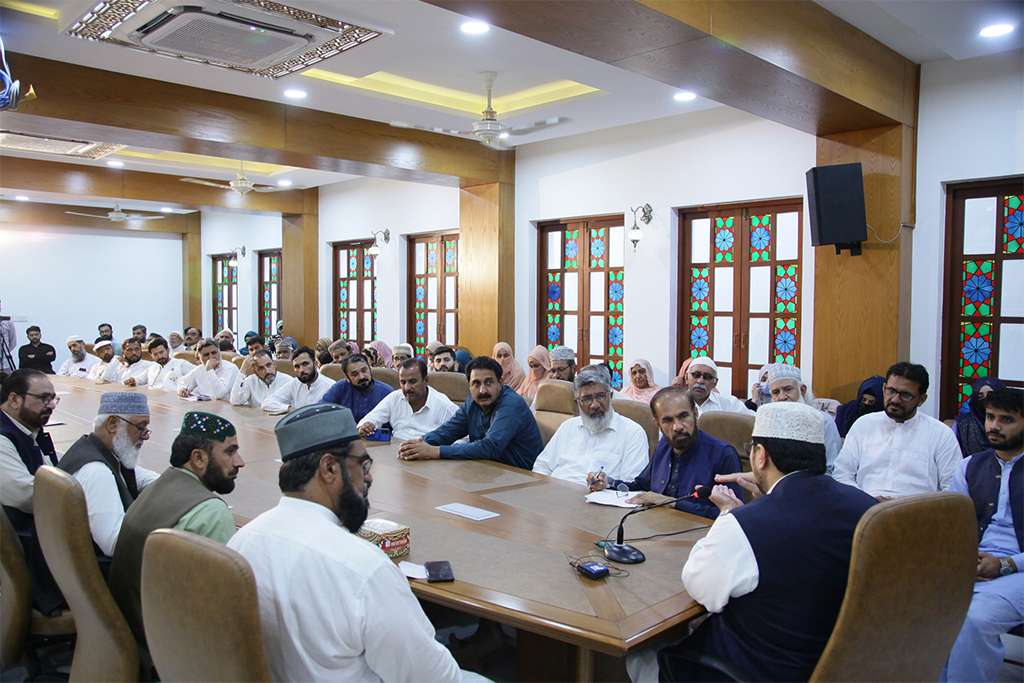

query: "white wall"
xmin=200 ymin=210 xmax=282 ymax=341
xmin=912 ymin=49 xmax=1024 ymax=417
xmin=318 ymin=177 xmax=460 ymax=343
xmin=0 ymin=224 xmax=183 ymax=369
xmin=515 ymin=107 xmax=817 ymax=389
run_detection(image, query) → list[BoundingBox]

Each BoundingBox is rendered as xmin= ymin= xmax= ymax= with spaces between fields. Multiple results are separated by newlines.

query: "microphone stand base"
xmin=604 ymin=543 xmax=645 ymax=564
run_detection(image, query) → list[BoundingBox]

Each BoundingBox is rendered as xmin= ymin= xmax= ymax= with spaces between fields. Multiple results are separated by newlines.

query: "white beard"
xmin=581 ymin=404 xmax=615 ymax=433
xmin=112 ymin=425 xmax=141 ymax=470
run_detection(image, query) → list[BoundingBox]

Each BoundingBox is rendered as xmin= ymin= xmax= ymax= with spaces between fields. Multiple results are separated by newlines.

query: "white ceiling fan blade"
xmin=253 ymin=185 xmax=295 ymax=193
xmin=507 ymin=116 xmax=572 ymax=135
xmin=126 ymin=215 xmax=166 ymax=221
xmin=65 ymin=211 xmax=106 ymax=218
xmin=390 ymin=121 xmax=473 ymax=137
xmin=180 ymin=178 xmax=230 ymax=188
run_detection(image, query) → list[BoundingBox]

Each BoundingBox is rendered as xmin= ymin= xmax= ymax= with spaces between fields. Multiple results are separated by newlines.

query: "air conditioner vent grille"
xmin=141 ymin=14 xmax=311 ymax=67
xmin=0 ymin=132 xmax=126 ymax=158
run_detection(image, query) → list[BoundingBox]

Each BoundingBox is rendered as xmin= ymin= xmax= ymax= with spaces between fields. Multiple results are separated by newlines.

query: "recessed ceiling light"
xmin=277 ymin=179 xmax=293 ymax=187
xmin=461 ymin=21 xmax=489 ymax=34
xmin=106 ymin=160 xmax=124 ymax=167
xmin=284 ymin=89 xmax=307 ymax=99
xmin=980 ymin=24 xmax=1014 ymax=37
xmin=160 ymin=207 xmax=174 ymax=213
xmin=15 ymin=195 xmax=29 ymax=201
xmin=674 ymin=91 xmax=697 ymax=102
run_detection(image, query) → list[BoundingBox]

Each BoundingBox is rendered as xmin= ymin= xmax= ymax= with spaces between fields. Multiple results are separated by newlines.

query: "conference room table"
xmin=46 ymin=376 xmax=711 ymax=682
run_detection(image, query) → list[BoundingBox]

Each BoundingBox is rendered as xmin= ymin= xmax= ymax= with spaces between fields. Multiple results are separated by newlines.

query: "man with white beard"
xmin=765 ymin=363 xmax=843 ymax=474
xmin=57 ymin=393 xmax=159 ymax=558
xmin=86 ymin=339 xmax=116 ymax=380
xmin=532 ymin=367 xmax=649 ymax=486
xmin=141 ymin=337 xmax=195 ymax=391
xmin=167 ymin=331 xmax=186 ymax=355
xmin=57 ymin=335 xmax=99 ymax=378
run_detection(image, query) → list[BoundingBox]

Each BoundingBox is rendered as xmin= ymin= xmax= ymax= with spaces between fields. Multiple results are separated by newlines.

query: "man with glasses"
xmin=684 ymin=357 xmax=755 ymax=415
xmin=547 ymin=345 xmax=577 ymax=382
xmin=833 ymin=362 xmax=960 ymax=499
xmin=58 ymin=392 xmax=158 ymax=559
xmin=1 ymin=369 xmax=59 ymax=534
xmin=533 ymin=367 xmax=648 ymax=486
xmin=228 ymin=404 xmax=466 ymax=683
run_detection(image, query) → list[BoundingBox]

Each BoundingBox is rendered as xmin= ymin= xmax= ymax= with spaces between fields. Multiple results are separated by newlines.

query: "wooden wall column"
xmin=182 ymin=212 xmax=202 ymax=331
xmin=282 ymin=188 xmax=319 ymax=347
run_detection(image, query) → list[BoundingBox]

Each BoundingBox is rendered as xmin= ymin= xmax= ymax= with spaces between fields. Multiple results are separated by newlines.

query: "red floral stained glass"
xmin=714 ymin=217 xmax=734 ymax=263
xmin=1004 ymin=194 xmax=1023 ymax=254
xmin=590 ymin=227 xmax=607 ymax=268
xmin=775 ymin=264 xmax=798 ymax=314
xmin=690 ymin=315 xmax=710 ymax=358
xmin=959 ymin=322 xmax=992 ymax=378
xmin=427 ymin=241 xmax=439 ymax=274
xmin=691 ymin=267 xmax=710 ymax=312
xmin=444 ymin=239 xmax=458 ymax=273
xmin=750 ymin=214 xmax=772 ymax=262
xmin=961 ymin=260 xmax=994 ymax=316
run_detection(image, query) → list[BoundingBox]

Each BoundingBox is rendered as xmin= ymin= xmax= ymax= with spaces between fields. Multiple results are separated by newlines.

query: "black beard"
xmin=203 ymin=464 xmax=237 ymax=495
xmin=336 ymin=467 xmax=370 ymax=533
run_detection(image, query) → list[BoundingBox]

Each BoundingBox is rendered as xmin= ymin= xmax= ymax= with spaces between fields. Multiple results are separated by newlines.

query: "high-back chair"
xmin=231 ymin=354 xmax=246 ymax=369
xmin=611 ymin=396 xmax=660 ymax=457
xmin=274 ymin=359 xmax=296 ymax=377
xmin=373 ymin=366 xmax=400 ymax=390
xmin=33 ymin=466 xmax=140 ymax=682
xmin=0 ymin=511 xmax=75 ymax=668
xmin=319 ymin=362 xmax=346 ymax=382
xmin=533 ymin=380 xmax=577 ymax=445
xmin=172 ymin=350 xmax=197 ymax=363
xmin=697 ymin=411 xmax=755 ymax=471
xmin=429 ymin=371 xmax=470 ymax=405
xmin=142 ymin=529 xmax=272 ymax=682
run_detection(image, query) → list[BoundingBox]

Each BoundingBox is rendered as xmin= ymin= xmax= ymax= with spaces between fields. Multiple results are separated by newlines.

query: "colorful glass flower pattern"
xmin=959 ymin=322 xmax=992 ymax=378
xmin=564 ymin=230 xmax=579 ymax=269
xmin=690 ymin=316 xmax=710 ymax=356
xmin=590 ymin=227 xmax=606 ymax=268
xmin=958 ymin=383 xmax=972 ymax=415
xmin=547 ymin=273 xmax=561 ymax=312
xmin=445 ymin=239 xmax=458 ymax=273
xmin=775 ymin=265 xmax=799 ymax=314
xmin=414 ymin=277 xmax=426 ymax=310
xmin=750 ymin=214 xmax=772 ymax=262
xmin=774 ymin=318 xmax=798 ymax=364
xmin=714 ymin=217 xmax=735 ymax=263
xmin=691 ymin=267 xmax=710 ymax=312
xmin=961 ymin=260 xmax=994 ymax=316
xmin=608 ymin=271 xmax=624 ymax=312
xmin=1005 ymin=194 xmax=1023 ymax=254
xmin=349 ymin=256 xmax=357 ymax=274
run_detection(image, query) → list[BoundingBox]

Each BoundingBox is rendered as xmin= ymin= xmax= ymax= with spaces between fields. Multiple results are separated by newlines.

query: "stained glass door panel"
xmin=258 ymin=250 xmax=282 ymax=342
xmin=332 ymin=241 xmax=377 ymax=349
xmin=408 ymin=232 xmax=459 ymax=357
xmin=212 ymin=255 xmax=237 ymax=335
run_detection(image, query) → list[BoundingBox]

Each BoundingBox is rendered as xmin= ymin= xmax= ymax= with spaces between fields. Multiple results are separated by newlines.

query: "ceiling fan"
xmin=179 ymin=162 xmax=295 ymax=196
xmin=65 ymin=204 xmax=165 ymax=223
xmin=391 ymin=72 xmax=570 ymax=145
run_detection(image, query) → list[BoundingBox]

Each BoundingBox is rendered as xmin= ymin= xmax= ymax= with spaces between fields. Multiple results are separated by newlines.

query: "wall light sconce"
xmin=227 ymin=246 xmax=246 ymax=267
xmin=628 ymin=204 xmax=653 ymax=252
xmin=368 ymin=229 xmax=391 ymax=257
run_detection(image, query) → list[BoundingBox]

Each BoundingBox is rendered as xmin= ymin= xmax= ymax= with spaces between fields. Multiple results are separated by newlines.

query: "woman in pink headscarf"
xmin=671 ymin=357 xmax=694 ymax=387
xmin=517 ymin=345 xmax=551 ymax=399
xmin=367 ymin=341 xmax=392 ymax=368
xmin=491 ymin=342 xmax=526 ymax=393
xmin=621 ymin=358 xmax=661 ymax=404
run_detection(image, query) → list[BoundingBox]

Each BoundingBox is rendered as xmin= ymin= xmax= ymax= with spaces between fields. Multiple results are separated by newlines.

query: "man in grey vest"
xmin=109 ymin=411 xmax=244 ymax=645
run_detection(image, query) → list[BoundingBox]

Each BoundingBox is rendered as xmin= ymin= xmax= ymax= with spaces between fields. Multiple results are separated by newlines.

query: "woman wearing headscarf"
xmin=367 ymin=341 xmax=392 ymax=368
xmin=454 ymin=349 xmax=473 ymax=372
xmin=518 ymin=345 xmax=551 ymax=399
xmin=953 ymin=377 xmax=1006 ymax=456
xmin=621 ymin=359 xmax=661 ymax=404
xmin=491 ymin=342 xmax=526 ymax=393
xmin=744 ymin=364 xmax=773 ymax=411
xmin=316 ymin=337 xmax=333 ymax=355
xmin=671 ymin=358 xmax=694 ymax=387
xmin=834 ymin=375 xmax=885 ymax=438
xmin=362 ymin=346 xmax=382 ymax=368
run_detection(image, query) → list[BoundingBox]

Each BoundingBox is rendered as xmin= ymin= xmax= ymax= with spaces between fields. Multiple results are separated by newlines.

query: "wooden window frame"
xmin=332 ymin=240 xmax=377 ymax=349
xmin=256 ymin=249 xmax=282 ymax=343
xmin=211 ymin=253 xmax=238 ymax=336
xmin=407 ymin=231 xmax=460 ymax=357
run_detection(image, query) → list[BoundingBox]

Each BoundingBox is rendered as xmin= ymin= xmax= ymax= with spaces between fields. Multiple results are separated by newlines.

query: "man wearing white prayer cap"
xmin=57 ymin=335 xmax=99 ymax=378
xmin=86 ymin=339 xmax=117 ymax=380
xmin=630 ymin=402 xmax=877 ymax=683
xmin=766 ymin=363 xmax=843 ymax=473
xmin=683 ymin=357 xmax=753 ymax=415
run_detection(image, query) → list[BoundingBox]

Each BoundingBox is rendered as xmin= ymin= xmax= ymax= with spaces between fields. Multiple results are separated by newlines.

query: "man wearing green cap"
xmin=108 ymin=411 xmax=244 ymax=645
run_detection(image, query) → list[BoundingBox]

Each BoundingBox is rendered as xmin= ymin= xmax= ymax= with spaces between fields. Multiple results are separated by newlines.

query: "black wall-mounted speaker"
xmin=806 ymin=162 xmax=868 ymax=249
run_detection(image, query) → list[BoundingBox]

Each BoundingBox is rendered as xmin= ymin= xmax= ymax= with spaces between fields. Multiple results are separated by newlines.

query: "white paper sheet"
xmin=435 ymin=503 xmax=499 ymax=521
xmin=399 ymin=561 xmax=428 ymax=580
xmin=585 ymin=489 xmax=645 ymax=508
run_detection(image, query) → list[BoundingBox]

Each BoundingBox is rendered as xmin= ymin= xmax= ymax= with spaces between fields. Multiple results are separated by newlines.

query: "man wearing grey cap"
xmin=765 ymin=363 xmax=843 ymax=473
xmin=227 ymin=404 xmax=465 ymax=683
xmin=58 ymin=392 xmax=158 ymax=558
xmin=632 ymin=402 xmax=877 ymax=683
xmin=56 ymin=335 xmax=98 ymax=378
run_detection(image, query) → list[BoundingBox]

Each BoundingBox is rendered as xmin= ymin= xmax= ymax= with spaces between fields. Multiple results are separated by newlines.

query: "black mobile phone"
xmin=425 ymin=560 xmax=454 ymax=583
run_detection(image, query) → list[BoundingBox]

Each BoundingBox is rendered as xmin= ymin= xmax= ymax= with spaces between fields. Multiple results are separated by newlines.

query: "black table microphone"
xmin=604 ymin=486 xmax=713 ymax=564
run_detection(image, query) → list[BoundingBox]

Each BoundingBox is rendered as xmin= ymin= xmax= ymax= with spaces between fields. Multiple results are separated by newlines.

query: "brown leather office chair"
xmin=612 ymin=396 xmax=660 ymax=456
xmin=142 ymin=529 xmax=272 ymax=682
xmin=320 ymin=362 xmax=346 ymax=382
xmin=697 ymin=411 xmax=755 ymax=471
xmin=373 ymin=366 xmax=400 ymax=390
xmin=0 ymin=511 xmax=75 ymax=668
xmin=231 ymin=354 xmax=246 ymax=369
xmin=33 ymin=466 xmax=140 ymax=682
xmin=533 ymin=380 xmax=577 ymax=445
xmin=275 ymin=359 xmax=296 ymax=377
xmin=84 ymin=343 xmax=95 ymax=355
xmin=428 ymin=371 xmax=470 ymax=405
xmin=172 ymin=350 xmax=197 ymax=363
xmin=140 ymin=351 xmax=154 ymax=362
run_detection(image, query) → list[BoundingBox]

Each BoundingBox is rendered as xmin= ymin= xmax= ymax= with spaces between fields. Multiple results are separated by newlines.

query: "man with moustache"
xmin=391 ymin=343 xmax=413 ymax=371
xmin=140 ymin=337 xmax=194 ymax=390
xmin=101 ymin=338 xmax=154 ymax=385
xmin=1 ymin=370 xmax=59 ymax=533
xmin=682 ymin=357 xmax=754 ymax=415
xmin=57 ymin=335 xmax=99 ymax=378
xmin=167 ymin=330 xmax=186 ymax=355
xmin=183 ymin=326 xmax=202 ymax=351
xmin=942 ymin=388 xmax=1024 ymax=683
xmin=131 ymin=325 xmax=147 ymax=343
xmin=765 ymin=363 xmax=843 ymax=473
xmin=533 ymin=367 xmax=648 ymax=486
xmin=231 ymin=348 xmax=289 ymax=407
xmin=87 ymin=339 xmax=117 ymax=380
xmin=833 ymin=362 xmax=961 ymax=499
xmin=18 ymin=326 xmax=57 ymax=374
xmin=318 ymin=353 xmax=391 ymax=423
xmin=58 ymin=393 xmax=158 ymax=559
xmin=262 ymin=346 xmax=335 ymax=413
xmin=431 ymin=346 xmax=459 ymax=373
xmin=177 ymin=338 xmax=239 ymax=401
xmin=589 ymin=386 xmax=743 ymax=520
xmin=357 ymin=358 xmax=458 ymax=439
xmin=109 ymin=411 xmax=244 ymax=646
xmin=96 ymin=322 xmax=115 ymax=344
xmin=227 ymin=404 xmax=465 ymax=682
xmin=328 ymin=339 xmax=352 ymax=365
xmin=547 ymin=345 xmax=577 ymax=382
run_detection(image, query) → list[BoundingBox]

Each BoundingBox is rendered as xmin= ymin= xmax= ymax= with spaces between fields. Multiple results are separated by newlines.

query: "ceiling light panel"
xmin=0 ymin=131 xmax=126 ymax=158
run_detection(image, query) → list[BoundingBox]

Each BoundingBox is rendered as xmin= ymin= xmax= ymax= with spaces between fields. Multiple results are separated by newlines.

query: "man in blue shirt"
xmin=943 ymin=387 xmax=1023 ymax=683
xmin=319 ymin=354 xmax=392 ymax=423
xmin=588 ymin=386 xmax=743 ymax=519
xmin=397 ymin=356 xmax=543 ymax=471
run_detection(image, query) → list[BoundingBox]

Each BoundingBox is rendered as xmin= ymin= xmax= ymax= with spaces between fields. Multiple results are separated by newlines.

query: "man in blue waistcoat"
xmin=638 ymin=401 xmax=877 ymax=682
xmin=943 ymin=387 xmax=1023 ymax=683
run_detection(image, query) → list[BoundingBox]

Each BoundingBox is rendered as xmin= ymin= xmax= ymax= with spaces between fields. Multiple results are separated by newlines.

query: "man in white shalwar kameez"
xmin=101 ymin=339 xmax=153 ymax=385
xmin=177 ymin=339 xmax=238 ymax=401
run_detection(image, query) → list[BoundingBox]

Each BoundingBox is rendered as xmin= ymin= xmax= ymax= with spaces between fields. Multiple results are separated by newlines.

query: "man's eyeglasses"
xmin=882 ymin=385 xmax=918 ymax=403
xmin=22 ymin=392 xmax=59 ymax=406
xmin=342 ymin=454 xmax=373 ymax=476
xmin=578 ymin=392 xmax=610 ymax=405
xmin=689 ymin=371 xmax=716 ymax=382
xmin=115 ymin=415 xmax=151 ymax=438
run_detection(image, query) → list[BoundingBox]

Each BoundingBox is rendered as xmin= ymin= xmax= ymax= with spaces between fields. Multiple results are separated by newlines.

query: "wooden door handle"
xmin=741 ymin=333 xmax=747 ymax=349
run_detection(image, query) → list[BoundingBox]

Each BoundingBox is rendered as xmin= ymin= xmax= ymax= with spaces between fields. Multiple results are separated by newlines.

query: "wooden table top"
xmin=46 ymin=376 xmax=708 ymax=657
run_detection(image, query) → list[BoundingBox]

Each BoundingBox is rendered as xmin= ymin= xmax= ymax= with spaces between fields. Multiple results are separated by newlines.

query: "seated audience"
xmin=317 ymin=349 xmax=333 ymax=367
xmin=329 ymin=339 xmax=352 ymax=364
xmin=425 ymin=340 xmax=444 ymax=364
xmin=954 ymin=377 xmax=1006 ymax=457
xmin=1 ymin=370 xmax=59 ymax=533
xmin=243 ymin=334 xmax=266 ymax=357
xmin=766 ymin=363 xmax=842 ymax=473
xmin=621 ymin=358 xmax=661 ymax=405
xmin=57 ymin=335 xmax=99 ymax=377
xmin=591 ymin=386 xmax=742 ymax=520
xmin=547 ymin=345 xmax=577 ymax=382
xmin=102 ymin=338 xmax=154 ymax=385
xmin=167 ymin=330 xmax=185 ymax=354
xmin=533 ymin=367 xmax=648 ymax=486
xmin=275 ymin=338 xmax=295 ymax=361
xmin=492 ymin=342 xmax=526 ymax=393
xmin=87 ymin=340 xmax=116 ymax=380
xmin=368 ymin=341 xmax=393 ymax=369
xmin=19 ymin=326 xmax=56 ymax=374
xmin=518 ymin=345 xmax=551 ymax=399
xmin=398 ymin=356 xmax=544 ymax=470
xmin=183 ymin=326 xmax=202 ymax=351
xmin=942 ymin=388 xmax=1023 ymax=683
xmin=227 ymin=404 xmax=465 ymax=682
xmin=97 ymin=322 xmax=115 ymax=344
xmin=57 ymin=393 xmax=158 ymax=557
xmin=455 ymin=349 xmax=473 ymax=372
xmin=684 ymin=357 xmax=754 ymax=415
xmin=216 ymin=329 xmax=236 ymax=352
xmin=834 ymin=374 xmax=885 ymax=437
xmin=833 ymin=362 xmax=961 ymax=498
xmin=131 ymin=325 xmax=147 ymax=343
xmin=632 ymin=402 xmax=877 ymax=683
xmin=358 ymin=358 xmax=458 ymax=439
xmin=142 ymin=337 xmax=194 ymax=391
xmin=177 ymin=338 xmax=239 ymax=401
xmin=745 ymin=363 xmax=773 ymax=412
xmin=230 ymin=349 xmax=289 ymax=407
xmin=318 ymin=353 xmax=392 ymax=422
xmin=392 ymin=343 xmax=413 ymax=370
xmin=316 ymin=337 xmax=333 ymax=357
xmin=363 ymin=346 xmax=383 ymax=368
xmin=431 ymin=346 xmax=459 ymax=373
xmin=262 ymin=346 xmax=335 ymax=413
xmin=109 ymin=411 xmax=243 ymax=645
